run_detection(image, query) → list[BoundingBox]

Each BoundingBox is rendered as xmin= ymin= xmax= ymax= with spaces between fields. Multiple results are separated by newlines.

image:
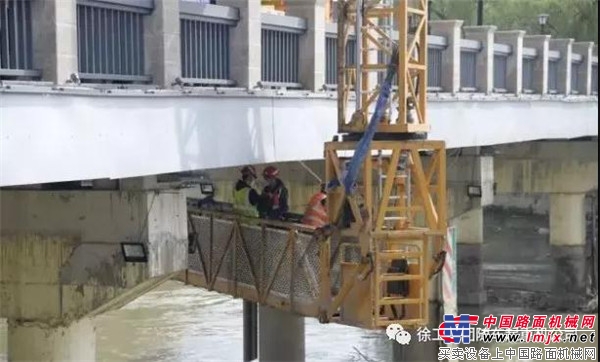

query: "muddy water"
xmin=0 ymin=208 xmax=595 ymax=361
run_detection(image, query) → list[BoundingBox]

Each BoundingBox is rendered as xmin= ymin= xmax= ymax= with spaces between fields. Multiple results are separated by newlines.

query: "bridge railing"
xmin=0 ymin=0 xmax=39 ymax=80
xmin=2 ymin=1 xmax=597 ymax=97
xmin=179 ymin=2 xmax=238 ymax=86
xmin=260 ymin=13 xmax=305 ymax=89
xmin=76 ymin=0 xmax=152 ymax=84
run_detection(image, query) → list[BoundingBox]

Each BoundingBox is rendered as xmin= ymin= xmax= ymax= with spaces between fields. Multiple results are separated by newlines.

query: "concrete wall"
xmin=0 ymin=88 xmax=597 ymax=187
xmin=0 ymin=190 xmax=187 ymax=324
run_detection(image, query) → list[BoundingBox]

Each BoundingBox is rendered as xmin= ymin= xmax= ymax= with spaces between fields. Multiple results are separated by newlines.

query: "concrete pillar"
xmin=573 ymin=42 xmax=594 ymax=95
xmin=523 ymin=35 xmax=550 ymax=94
xmin=259 ymin=305 xmax=305 ymax=362
xmin=463 ymin=26 xmax=496 ymax=94
xmin=8 ymin=318 xmax=96 ymax=362
xmin=219 ymin=0 xmax=262 ymax=88
xmin=30 ymin=0 xmax=78 ymax=84
xmin=392 ymin=287 xmax=441 ymax=361
xmin=495 ymin=30 xmax=525 ymax=95
xmin=448 ymin=151 xmax=494 ymax=306
xmin=286 ymin=0 xmax=326 ymax=92
xmin=0 ymin=190 xmax=188 ymax=360
xmin=549 ymin=193 xmax=587 ymax=308
xmin=430 ymin=20 xmax=463 ymax=94
xmin=144 ymin=0 xmax=181 ymax=87
xmin=549 ymin=38 xmax=574 ymax=95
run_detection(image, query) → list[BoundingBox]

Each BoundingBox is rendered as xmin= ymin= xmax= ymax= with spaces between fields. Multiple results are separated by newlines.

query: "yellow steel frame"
xmin=337 ymin=0 xmax=429 ymax=134
xmin=323 ymin=140 xmax=446 ymax=329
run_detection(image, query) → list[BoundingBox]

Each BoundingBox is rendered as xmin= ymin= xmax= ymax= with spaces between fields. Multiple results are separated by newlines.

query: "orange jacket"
xmin=302 ymin=192 xmax=329 ymax=228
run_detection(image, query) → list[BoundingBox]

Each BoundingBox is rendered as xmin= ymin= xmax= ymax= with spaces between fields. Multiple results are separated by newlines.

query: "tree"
xmin=430 ymin=0 xmax=598 ymax=42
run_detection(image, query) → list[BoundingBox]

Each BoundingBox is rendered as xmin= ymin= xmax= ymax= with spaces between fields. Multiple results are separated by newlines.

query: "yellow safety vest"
xmin=233 ymin=186 xmax=259 ymax=218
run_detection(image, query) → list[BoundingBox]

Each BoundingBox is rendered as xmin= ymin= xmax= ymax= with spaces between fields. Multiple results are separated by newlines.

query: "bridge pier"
xmin=7 ymin=318 xmax=96 ymax=362
xmin=549 ymin=193 xmax=588 ymax=307
xmin=448 ymin=149 xmax=494 ymax=308
xmin=494 ymin=141 xmax=598 ymax=309
xmin=391 ymin=301 xmax=441 ymax=362
xmin=259 ymin=305 xmax=305 ymax=362
xmin=0 ymin=187 xmax=188 ymax=361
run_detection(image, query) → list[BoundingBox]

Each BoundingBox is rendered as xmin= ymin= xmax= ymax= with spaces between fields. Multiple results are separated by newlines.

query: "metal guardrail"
xmin=260 ymin=13 xmax=306 ymax=88
xmin=187 ymin=210 xmax=325 ymax=317
xmin=428 ymin=47 xmax=443 ymax=90
xmin=180 ymin=3 xmax=238 ymax=86
xmin=459 ymin=39 xmax=480 ymax=91
xmin=493 ymin=43 xmax=510 ymax=92
xmin=0 ymin=0 xmax=39 ymax=79
xmin=548 ymin=60 xmax=559 ymax=93
xmin=324 ymin=35 xmax=356 ymax=86
xmin=76 ymin=0 xmax=151 ymax=83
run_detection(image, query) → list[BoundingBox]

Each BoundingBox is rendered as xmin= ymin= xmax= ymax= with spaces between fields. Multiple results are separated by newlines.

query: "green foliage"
xmin=430 ymin=0 xmax=598 ymax=42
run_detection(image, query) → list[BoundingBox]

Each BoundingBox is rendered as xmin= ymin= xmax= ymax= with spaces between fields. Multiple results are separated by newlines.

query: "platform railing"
xmin=186 ymin=209 xmax=324 ymax=316
xmin=548 ymin=51 xmax=560 ymax=94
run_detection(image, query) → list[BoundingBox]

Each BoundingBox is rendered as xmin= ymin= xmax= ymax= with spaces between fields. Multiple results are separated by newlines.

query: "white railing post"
xmin=30 ymin=0 xmax=78 ymax=84
xmin=145 ymin=0 xmax=181 ymax=87
xmin=549 ymin=38 xmax=574 ymax=95
xmin=219 ymin=0 xmax=262 ymax=88
xmin=286 ymin=0 xmax=326 ymax=92
xmin=572 ymin=42 xmax=594 ymax=96
xmin=463 ymin=25 xmax=496 ymax=94
xmin=430 ymin=20 xmax=463 ymax=94
xmin=523 ymin=35 xmax=550 ymax=95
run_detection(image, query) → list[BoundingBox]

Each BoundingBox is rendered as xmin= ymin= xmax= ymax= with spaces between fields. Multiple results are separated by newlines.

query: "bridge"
xmin=0 ymin=1 xmax=598 ymax=362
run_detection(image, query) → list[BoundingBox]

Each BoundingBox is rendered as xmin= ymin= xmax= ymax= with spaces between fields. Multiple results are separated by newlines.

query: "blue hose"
xmin=341 ymin=46 xmax=400 ymax=194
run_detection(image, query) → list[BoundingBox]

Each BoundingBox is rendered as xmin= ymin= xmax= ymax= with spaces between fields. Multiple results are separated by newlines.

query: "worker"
xmin=258 ymin=166 xmax=289 ymax=220
xmin=232 ymin=166 xmax=260 ymax=218
xmin=302 ymin=184 xmax=329 ymax=228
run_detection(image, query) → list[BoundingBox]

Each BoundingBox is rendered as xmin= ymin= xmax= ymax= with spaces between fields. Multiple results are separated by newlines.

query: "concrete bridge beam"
xmin=447 ymin=149 xmax=495 ymax=307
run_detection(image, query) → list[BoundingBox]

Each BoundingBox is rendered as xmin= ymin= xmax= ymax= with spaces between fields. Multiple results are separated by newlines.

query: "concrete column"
xmin=448 ymin=151 xmax=494 ymax=306
xmin=549 ymin=38 xmax=574 ymax=95
xmin=286 ymin=0 xmax=326 ymax=92
xmin=259 ymin=305 xmax=305 ymax=362
xmin=8 ymin=318 xmax=96 ymax=362
xmin=523 ymin=35 xmax=550 ymax=94
xmin=463 ymin=26 xmax=496 ymax=94
xmin=144 ymin=0 xmax=181 ymax=87
xmin=495 ymin=30 xmax=525 ymax=95
xmin=573 ymin=42 xmax=594 ymax=95
xmin=219 ymin=0 xmax=262 ymax=88
xmin=30 ymin=0 xmax=77 ymax=84
xmin=430 ymin=20 xmax=463 ymax=94
xmin=549 ymin=193 xmax=587 ymax=308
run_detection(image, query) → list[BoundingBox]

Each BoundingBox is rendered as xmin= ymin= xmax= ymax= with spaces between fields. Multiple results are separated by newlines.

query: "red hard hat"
xmin=241 ymin=165 xmax=256 ymax=178
xmin=263 ymin=166 xmax=279 ymax=179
